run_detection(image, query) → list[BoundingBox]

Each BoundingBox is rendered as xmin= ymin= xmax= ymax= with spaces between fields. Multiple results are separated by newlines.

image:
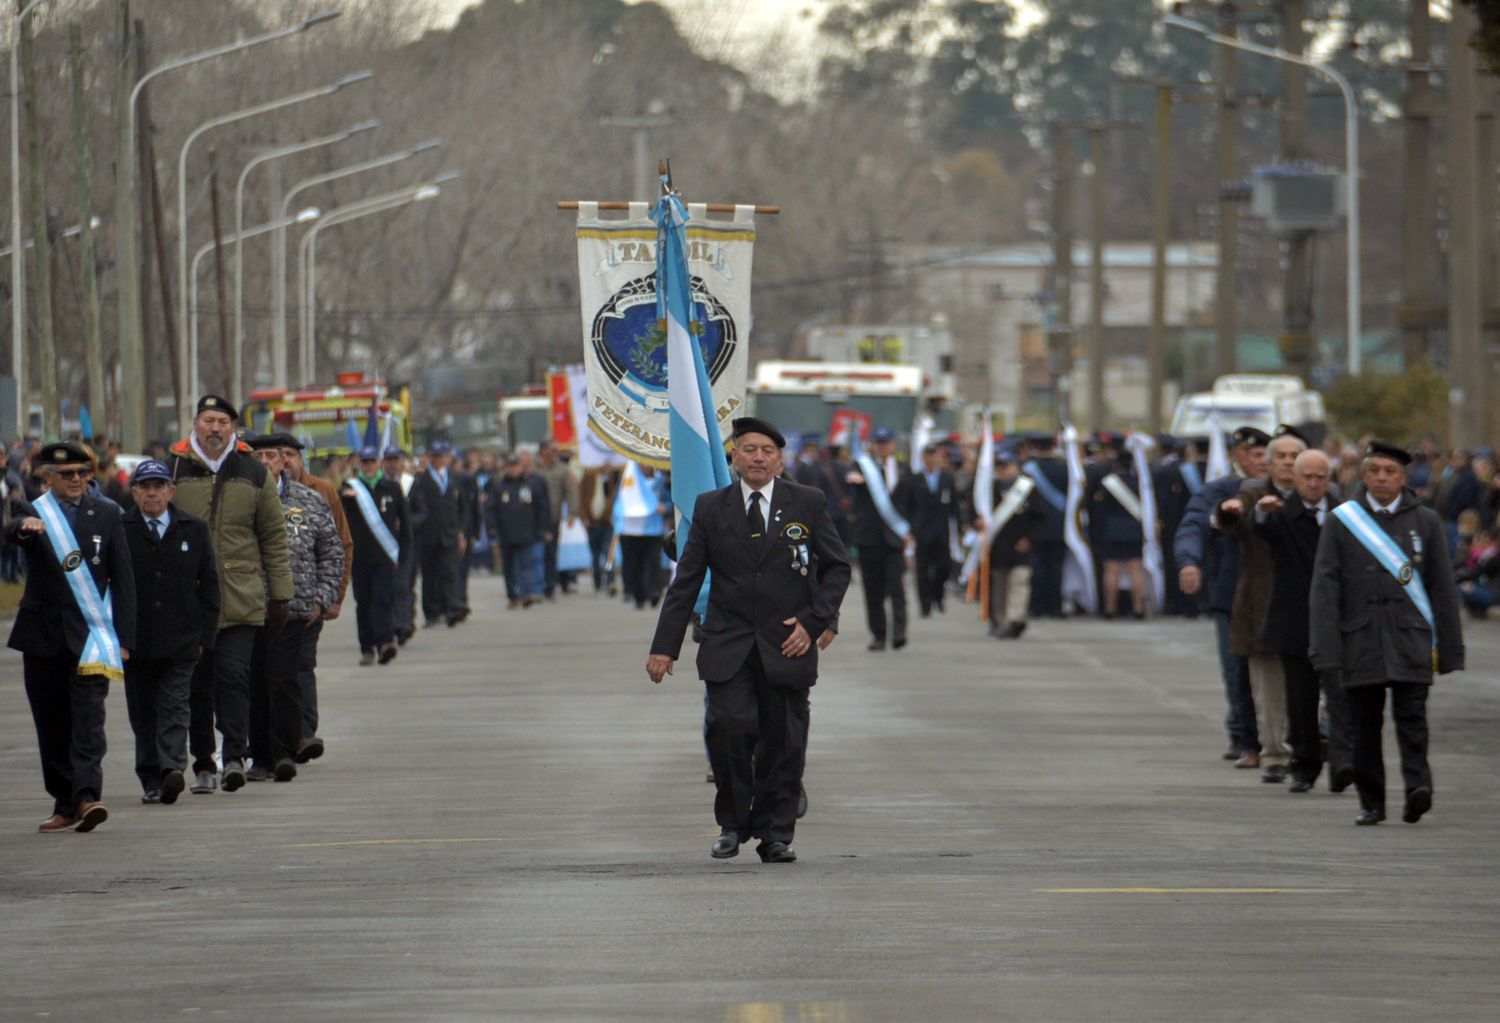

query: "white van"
xmin=1170 ymin=374 xmax=1326 ymax=442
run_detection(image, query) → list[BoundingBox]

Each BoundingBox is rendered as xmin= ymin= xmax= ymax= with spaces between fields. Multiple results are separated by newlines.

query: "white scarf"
xmin=190 ymin=432 xmax=231 ymax=474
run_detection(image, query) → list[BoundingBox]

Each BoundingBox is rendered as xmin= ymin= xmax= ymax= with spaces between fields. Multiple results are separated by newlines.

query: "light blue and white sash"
xmin=348 ymin=477 xmax=400 ymax=564
xmin=1179 ymin=461 xmax=1203 ymax=495
xmin=1332 ymin=502 xmax=1436 ymax=651
xmin=1022 ymin=460 xmax=1067 ymax=512
xmin=34 ymin=492 xmax=123 ymax=680
xmin=854 ymin=449 xmax=910 ymax=539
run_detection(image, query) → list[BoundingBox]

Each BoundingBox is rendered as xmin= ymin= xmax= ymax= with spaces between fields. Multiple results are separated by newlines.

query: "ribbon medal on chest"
xmin=780 ymin=521 xmax=811 ymax=575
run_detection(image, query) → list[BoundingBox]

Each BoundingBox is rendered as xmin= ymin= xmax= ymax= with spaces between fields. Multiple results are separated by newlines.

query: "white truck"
xmin=1170 ymin=374 xmax=1326 ymax=445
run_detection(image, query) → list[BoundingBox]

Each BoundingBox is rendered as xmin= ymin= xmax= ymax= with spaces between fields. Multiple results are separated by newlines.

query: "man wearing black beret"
xmin=647 ymin=417 xmax=850 ymax=863
xmin=1310 ymin=439 xmax=1464 ymax=825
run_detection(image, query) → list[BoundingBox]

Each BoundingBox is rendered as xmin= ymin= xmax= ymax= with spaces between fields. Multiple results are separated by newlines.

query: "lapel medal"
xmin=91 ymin=534 xmax=102 ymax=565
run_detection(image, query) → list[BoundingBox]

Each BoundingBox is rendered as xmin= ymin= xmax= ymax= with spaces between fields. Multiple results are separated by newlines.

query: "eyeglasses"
xmin=47 ymin=468 xmax=89 ymax=480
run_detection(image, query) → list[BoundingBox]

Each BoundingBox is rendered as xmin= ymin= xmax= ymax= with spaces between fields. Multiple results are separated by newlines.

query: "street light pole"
xmin=9 ymin=0 xmax=55 ymax=440
xmin=297 ymin=175 xmax=456 ymax=382
xmin=272 ymin=139 xmax=442 ymax=385
xmin=191 ymin=208 xmax=321 ymax=399
xmin=1162 ymin=13 xmax=1362 ymax=376
xmin=232 ymin=118 xmax=378 ymax=403
xmin=176 ymin=70 xmax=371 ymax=429
xmin=115 ymin=7 xmax=341 ymax=448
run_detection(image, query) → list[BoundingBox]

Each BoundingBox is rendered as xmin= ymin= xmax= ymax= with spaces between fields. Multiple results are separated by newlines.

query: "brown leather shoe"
xmin=74 ymin=802 xmax=108 ymax=833
xmin=38 ymin=814 xmax=77 ymax=833
xmin=1233 ymin=750 xmax=1261 ymax=769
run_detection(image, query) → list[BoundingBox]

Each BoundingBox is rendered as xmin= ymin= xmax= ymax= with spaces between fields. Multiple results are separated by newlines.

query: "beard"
xmin=200 ymin=433 xmax=229 ymax=456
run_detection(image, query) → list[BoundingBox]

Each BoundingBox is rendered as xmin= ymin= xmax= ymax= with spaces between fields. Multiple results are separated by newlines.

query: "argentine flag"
xmin=653 ymin=178 xmax=732 ymax=614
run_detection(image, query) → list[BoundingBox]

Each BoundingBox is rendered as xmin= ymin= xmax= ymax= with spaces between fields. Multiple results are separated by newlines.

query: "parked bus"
xmin=242 ymin=373 xmax=414 ymax=456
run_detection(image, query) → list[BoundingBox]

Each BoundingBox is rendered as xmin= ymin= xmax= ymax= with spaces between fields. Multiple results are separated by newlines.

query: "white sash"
xmin=985 ymin=476 xmax=1036 ymax=544
xmin=34 ymin=492 xmax=123 ymax=680
xmin=1332 ymin=502 xmax=1436 ymax=653
xmin=1100 ymin=473 xmax=1143 ymax=522
xmin=855 ymin=450 xmax=911 ymax=538
xmin=347 ymin=477 xmax=400 ymax=564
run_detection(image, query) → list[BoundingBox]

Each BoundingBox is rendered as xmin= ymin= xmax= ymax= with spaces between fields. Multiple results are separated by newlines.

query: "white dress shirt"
xmin=741 ymin=477 xmax=774 ymax=517
xmin=1365 ymin=493 xmax=1401 ymax=515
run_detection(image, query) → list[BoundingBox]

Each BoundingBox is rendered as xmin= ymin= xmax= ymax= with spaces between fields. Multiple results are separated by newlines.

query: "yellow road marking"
xmin=286 ymin=837 xmax=534 ymax=849
xmin=1040 ymin=887 xmax=1348 ymax=895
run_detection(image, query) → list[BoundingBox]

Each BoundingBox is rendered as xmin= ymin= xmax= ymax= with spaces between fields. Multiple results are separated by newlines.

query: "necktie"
xmin=63 ymin=501 xmax=79 ymax=529
xmin=1306 ymin=504 xmax=1323 ymax=526
xmin=748 ymin=491 xmax=765 ymax=539
xmin=149 ymin=518 xmax=162 ymax=542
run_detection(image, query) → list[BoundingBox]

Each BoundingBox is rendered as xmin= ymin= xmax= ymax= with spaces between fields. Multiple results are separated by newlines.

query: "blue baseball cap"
xmin=131 ymin=459 xmax=173 ymax=484
xmin=871 ymin=427 xmax=895 ymax=442
xmin=428 ymin=440 xmax=453 ymax=456
xmin=383 ymin=446 xmax=404 ymax=460
xmin=358 ymin=445 xmax=380 ymax=461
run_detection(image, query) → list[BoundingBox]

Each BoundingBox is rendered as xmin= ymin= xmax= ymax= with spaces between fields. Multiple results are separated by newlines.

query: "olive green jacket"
xmin=167 ymin=438 xmax=293 ymax=628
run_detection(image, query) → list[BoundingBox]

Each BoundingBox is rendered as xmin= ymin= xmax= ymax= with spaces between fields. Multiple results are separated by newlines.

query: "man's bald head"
xmin=1292 ymin=448 xmax=1330 ymax=505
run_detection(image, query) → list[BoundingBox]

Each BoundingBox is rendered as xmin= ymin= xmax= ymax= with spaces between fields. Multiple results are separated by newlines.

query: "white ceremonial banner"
xmin=574 ymin=201 xmax=756 ymax=467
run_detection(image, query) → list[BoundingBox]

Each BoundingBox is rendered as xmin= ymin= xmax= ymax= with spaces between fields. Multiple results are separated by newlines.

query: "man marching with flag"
xmin=644 ymin=172 xmax=850 ymax=863
xmin=6 ymin=441 xmax=137 ymax=833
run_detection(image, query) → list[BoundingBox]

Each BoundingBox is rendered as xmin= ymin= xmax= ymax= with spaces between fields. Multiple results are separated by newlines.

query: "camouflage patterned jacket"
xmin=276 ymin=476 xmax=345 ymax=619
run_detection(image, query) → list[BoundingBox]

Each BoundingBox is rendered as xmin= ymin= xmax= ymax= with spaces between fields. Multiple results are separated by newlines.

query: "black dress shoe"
xmin=1402 ymin=786 xmax=1432 ymax=824
xmin=1330 ymin=765 xmax=1354 ymax=793
xmin=159 ymin=769 xmax=185 ymax=805
xmin=892 ymin=636 xmax=907 ymax=650
xmin=1222 ymin=742 xmax=1243 ymax=761
xmin=1288 ymin=778 xmax=1314 ymax=793
xmin=1355 ymin=809 xmax=1386 ymax=826
xmin=1005 ymin=620 xmax=1027 ymax=639
xmin=867 ymin=639 xmax=885 ymax=652
xmin=1261 ymin=765 xmax=1288 ymax=784
xmin=756 ymin=841 xmax=796 ymax=864
xmin=797 ymin=785 xmax=808 ymax=820
xmin=710 ymin=829 xmax=741 ymax=860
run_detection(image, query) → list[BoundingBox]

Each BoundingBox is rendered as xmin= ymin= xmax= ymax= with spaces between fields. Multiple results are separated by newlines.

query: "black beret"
xmin=274 ymin=433 xmax=305 ymax=451
xmin=1274 ymin=423 xmax=1310 ymax=445
xmin=40 ymin=441 xmax=92 ymax=466
xmin=731 ymin=416 xmax=786 ymax=449
xmin=1232 ymin=426 xmax=1272 ymax=448
xmin=195 ymin=394 xmax=239 ymax=420
xmin=1365 ymin=438 xmax=1412 ymax=466
xmin=246 ymin=434 xmax=285 ymax=451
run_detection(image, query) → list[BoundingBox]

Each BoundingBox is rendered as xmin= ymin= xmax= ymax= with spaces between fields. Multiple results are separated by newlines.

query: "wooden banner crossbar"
xmin=556 ymin=200 xmax=779 ymax=214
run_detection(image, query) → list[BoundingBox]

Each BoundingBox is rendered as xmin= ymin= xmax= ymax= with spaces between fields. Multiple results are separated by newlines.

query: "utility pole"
xmin=601 ymin=109 xmax=672 ymax=203
xmin=1086 ymin=125 xmax=1106 ymax=431
xmin=1277 ymin=0 xmax=1316 ymax=383
xmin=1448 ymin=4 xmax=1486 ymax=447
xmin=69 ymin=23 xmax=105 ymax=440
xmin=1400 ymin=0 xmax=1438 ymax=367
xmin=1148 ymin=84 xmax=1174 ymax=434
xmin=19 ymin=6 xmax=57 ymax=438
xmin=209 ymin=148 xmax=232 ymax=397
xmin=113 ymin=0 xmax=145 ymax=449
xmin=1215 ymin=3 xmax=1239 ymax=379
xmin=1048 ymin=123 xmax=1074 ymax=424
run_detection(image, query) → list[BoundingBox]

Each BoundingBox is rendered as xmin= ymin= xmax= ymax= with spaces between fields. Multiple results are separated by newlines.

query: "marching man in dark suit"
xmin=846 ymin=426 xmax=915 ymax=651
xmin=340 ymin=445 xmax=411 ymax=665
xmin=6 ymin=441 xmax=136 ymax=833
xmin=647 ymin=418 xmax=851 ymax=863
xmin=121 ymin=460 xmax=220 ymax=806
xmin=911 ymin=443 xmax=962 ymax=617
xmin=1310 ymin=439 xmax=1464 ymax=826
xmin=407 ymin=440 xmax=471 ymax=628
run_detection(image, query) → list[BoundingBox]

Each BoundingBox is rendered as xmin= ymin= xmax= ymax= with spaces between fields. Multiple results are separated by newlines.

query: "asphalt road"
xmin=2 ymin=571 xmax=1498 ymax=1021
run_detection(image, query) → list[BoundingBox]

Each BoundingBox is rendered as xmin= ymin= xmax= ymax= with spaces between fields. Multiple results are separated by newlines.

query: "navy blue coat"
xmin=1173 ymin=474 xmax=1249 ymax=613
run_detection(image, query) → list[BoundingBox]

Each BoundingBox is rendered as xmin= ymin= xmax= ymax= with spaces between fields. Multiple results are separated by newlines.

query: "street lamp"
xmin=297 ymin=173 xmax=457 ymax=382
xmin=115 ymin=7 xmax=341 ymax=448
xmin=177 ymin=70 xmax=372 ymax=429
xmin=190 ymin=207 xmax=322 ymax=398
xmin=271 ymin=138 xmax=443 ymax=385
xmin=1162 ymin=13 xmax=1362 ymax=375
xmin=9 ymin=0 xmax=57 ymax=441
xmin=233 ymin=117 xmax=380 ymax=402
xmin=0 ymin=215 xmax=102 ymax=258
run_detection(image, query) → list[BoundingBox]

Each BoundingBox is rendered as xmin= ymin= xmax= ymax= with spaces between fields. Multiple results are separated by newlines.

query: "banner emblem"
xmin=63 ymin=550 xmax=83 ymax=572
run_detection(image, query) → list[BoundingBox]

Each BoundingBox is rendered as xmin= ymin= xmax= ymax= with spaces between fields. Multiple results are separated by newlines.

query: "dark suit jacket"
xmin=6 ymin=491 xmax=137 ymax=660
xmin=1022 ymin=457 xmax=1068 ymax=543
xmin=849 ymin=459 xmax=916 ymax=549
xmin=122 ymin=504 xmax=220 ymax=661
xmin=911 ymin=468 xmax=961 ymax=545
xmin=340 ymin=476 xmax=412 ymax=565
xmin=408 ymin=469 xmax=472 ymax=549
xmin=1252 ymin=494 xmax=1335 ymax=657
xmin=651 ymin=479 xmax=851 ymax=688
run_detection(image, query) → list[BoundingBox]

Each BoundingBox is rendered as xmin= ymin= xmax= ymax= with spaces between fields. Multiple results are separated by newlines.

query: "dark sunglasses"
xmin=47 ymin=468 xmax=89 ymax=480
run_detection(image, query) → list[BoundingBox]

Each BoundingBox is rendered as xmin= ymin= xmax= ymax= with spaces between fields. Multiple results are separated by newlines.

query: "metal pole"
xmin=272 ymin=139 xmax=442 ymax=385
xmin=1148 ymin=84 xmax=1173 ymax=434
xmin=68 ymin=22 xmax=105 ymax=438
xmin=1448 ymin=4 xmax=1484 ymax=446
xmin=1163 ymin=14 xmax=1361 ymax=375
xmin=233 ymin=120 xmax=378 ymax=402
xmin=1086 ymin=126 xmax=1106 ymax=430
xmin=1214 ymin=8 xmax=1238 ymax=379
